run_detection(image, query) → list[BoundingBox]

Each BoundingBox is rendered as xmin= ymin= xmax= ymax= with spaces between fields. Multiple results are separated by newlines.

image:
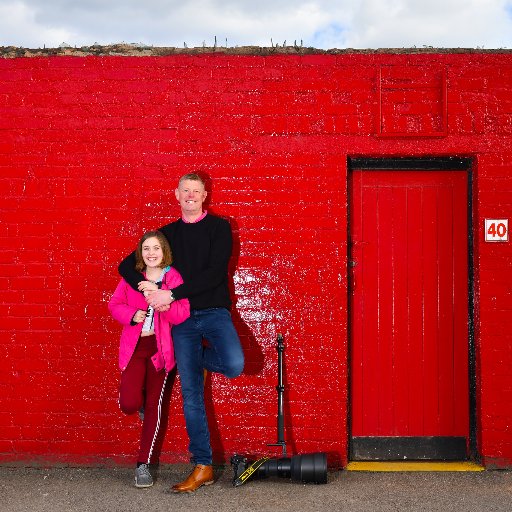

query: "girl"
xmin=108 ymin=231 xmax=190 ymax=488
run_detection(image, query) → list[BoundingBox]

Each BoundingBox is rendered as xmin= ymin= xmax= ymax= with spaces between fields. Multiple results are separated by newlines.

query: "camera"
xmin=231 ymin=452 xmax=327 ymax=486
xmin=231 ymin=335 xmax=328 ymax=487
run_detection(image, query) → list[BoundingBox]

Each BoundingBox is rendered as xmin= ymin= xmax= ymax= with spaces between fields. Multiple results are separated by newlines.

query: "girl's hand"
xmin=138 ymin=280 xmax=158 ymax=297
xmin=132 ymin=310 xmax=147 ymax=323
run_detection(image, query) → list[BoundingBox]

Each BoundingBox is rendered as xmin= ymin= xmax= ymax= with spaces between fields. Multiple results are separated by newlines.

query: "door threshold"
xmin=346 ymin=461 xmax=484 ymax=472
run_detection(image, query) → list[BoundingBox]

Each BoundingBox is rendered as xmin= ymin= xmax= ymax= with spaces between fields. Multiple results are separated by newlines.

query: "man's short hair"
xmin=179 ymin=173 xmax=205 ymax=187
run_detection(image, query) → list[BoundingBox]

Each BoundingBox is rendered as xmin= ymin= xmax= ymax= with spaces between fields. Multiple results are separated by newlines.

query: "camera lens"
xmin=291 ymin=452 xmax=328 ymax=484
xmin=256 ymin=452 xmax=327 ymax=484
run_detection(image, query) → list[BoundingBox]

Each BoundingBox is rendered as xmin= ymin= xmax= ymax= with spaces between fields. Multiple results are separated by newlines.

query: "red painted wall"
xmin=1 ymin=51 xmax=511 ymax=468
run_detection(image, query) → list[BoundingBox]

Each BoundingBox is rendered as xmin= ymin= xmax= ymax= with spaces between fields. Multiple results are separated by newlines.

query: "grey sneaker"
xmin=135 ymin=464 xmax=153 ymax=488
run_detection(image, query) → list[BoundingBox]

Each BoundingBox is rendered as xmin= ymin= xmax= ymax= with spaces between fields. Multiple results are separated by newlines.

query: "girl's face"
xmin=142 ymin=237 xmax=164 ymax=269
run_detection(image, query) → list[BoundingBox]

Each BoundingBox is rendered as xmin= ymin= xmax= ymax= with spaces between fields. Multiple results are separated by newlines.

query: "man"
xmin=118 ymin=173 xmax=244 ymax=493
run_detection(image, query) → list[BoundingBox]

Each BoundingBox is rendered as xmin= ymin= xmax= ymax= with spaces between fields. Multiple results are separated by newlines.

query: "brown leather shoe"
xmin=171 ymin=464 xmax=214 ymax=493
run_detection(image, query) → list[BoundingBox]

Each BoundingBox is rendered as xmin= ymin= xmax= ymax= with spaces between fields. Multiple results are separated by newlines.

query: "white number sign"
xmin=485 ymin=219 xmax=509 ymax=242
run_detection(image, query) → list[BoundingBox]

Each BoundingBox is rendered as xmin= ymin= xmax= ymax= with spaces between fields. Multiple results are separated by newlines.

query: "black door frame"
xmin=347 ymin=156 xmax=477 ymax=461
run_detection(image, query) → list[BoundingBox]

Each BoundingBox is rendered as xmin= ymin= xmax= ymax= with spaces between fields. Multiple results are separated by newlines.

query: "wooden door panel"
xmin=349 ymin=169 xmax=469 ymax=458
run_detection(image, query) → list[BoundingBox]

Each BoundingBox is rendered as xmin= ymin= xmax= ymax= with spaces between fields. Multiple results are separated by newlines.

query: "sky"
xmin=1 ymin=0 xmax=512 ymax=50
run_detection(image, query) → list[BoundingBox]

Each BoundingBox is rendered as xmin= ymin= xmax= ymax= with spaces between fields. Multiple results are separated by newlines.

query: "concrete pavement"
xmin=1 ymin=464 xmax=512 ymax=512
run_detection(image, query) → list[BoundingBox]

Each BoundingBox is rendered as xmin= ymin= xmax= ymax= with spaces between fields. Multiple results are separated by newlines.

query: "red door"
xmin=349 ymin=167 xmax=470 ymax=460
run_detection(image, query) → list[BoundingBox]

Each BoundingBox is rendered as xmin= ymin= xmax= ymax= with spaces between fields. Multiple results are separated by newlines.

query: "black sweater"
xmin=118 ymin=214 xmax=233 ymax=310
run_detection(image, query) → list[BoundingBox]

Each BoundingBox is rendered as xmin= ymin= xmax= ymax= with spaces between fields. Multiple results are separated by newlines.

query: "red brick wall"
xmin=1 ymin=51 xmax=511 ymax=467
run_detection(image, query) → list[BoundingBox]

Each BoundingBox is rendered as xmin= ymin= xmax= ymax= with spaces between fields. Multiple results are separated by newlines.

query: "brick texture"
xmin=1 ymin=51 xmax=511 ymax=468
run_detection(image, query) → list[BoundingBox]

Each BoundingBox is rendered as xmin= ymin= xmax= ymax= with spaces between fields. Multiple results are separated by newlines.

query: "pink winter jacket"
xmin=108 ymin=267 xmax=190 ymax=372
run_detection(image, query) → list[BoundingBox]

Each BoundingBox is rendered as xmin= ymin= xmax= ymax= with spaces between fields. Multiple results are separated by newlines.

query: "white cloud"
xmin=343 ymin=0 xmax=512 ymax=48
xmin=0 ymin=0 xmax=511 ymax=49
xmin=0 ymin=1 xmax=75 ymax=47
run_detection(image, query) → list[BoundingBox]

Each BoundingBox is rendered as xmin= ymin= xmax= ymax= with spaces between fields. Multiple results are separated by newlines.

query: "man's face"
xmin=175 ymin=179 xmax=207 ymax=215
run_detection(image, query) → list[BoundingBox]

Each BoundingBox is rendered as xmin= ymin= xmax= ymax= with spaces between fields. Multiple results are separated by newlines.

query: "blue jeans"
xmin=172 ymin=308 xmax=244 ymax=465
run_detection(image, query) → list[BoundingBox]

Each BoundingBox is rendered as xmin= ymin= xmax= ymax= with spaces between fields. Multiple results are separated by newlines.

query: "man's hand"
xmin=154 ymin=304 xmax=171 ymax=312
xmin=132 ymin=310 xmax=147 ymax=324
xmin=146 ymin=289 xmax=174 ymax=309
xmin=138 ymin=280 xmax=159 ymax=297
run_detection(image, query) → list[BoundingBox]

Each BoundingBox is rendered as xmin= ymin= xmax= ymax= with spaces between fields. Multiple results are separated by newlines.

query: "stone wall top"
xmin=2 ymin=43 xmax=511 ymax=58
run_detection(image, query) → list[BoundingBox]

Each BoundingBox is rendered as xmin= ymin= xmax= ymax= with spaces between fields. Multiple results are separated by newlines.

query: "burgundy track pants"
xmin=119 ymin=334 xmax=175 ymax=464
